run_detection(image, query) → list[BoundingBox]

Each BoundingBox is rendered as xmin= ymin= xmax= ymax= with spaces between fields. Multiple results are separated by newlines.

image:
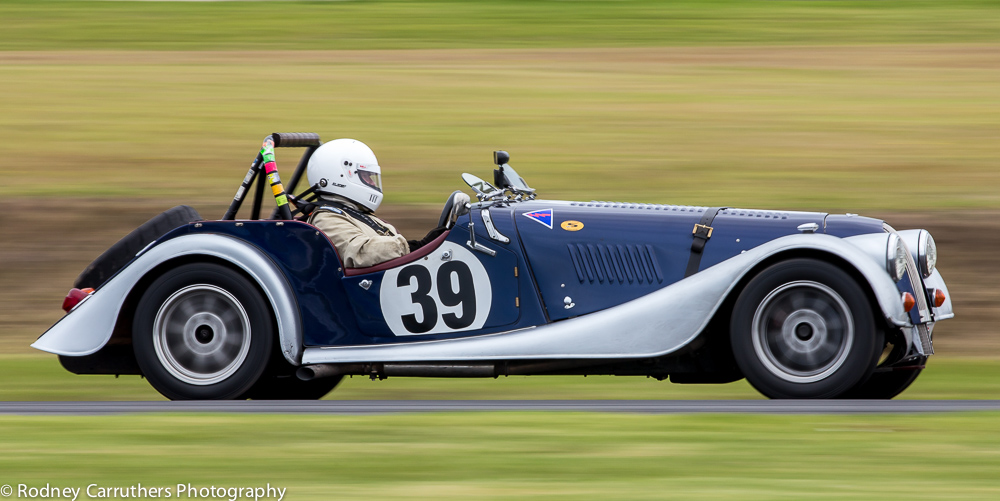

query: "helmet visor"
xmin=357 ymin=168 xmax=382 ymax=193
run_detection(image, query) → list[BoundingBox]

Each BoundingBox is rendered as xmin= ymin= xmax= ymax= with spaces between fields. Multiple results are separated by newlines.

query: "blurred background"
xmin=3 ymin=2 xmax=1000 ymax=499
xmin=2 ymin=0 xmax=999 ymax=391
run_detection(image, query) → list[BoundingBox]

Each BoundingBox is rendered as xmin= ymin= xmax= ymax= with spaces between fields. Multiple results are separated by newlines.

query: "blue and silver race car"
xmin=34 ymin=133 xmax=953 ymax=400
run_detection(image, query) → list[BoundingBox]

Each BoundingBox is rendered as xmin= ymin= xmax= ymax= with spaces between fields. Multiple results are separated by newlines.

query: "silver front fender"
xmin=32 ymin=233 xmax=303 ymax=364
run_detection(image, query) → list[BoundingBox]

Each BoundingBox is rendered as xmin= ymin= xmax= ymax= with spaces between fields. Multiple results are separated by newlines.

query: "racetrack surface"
xmin=2 ymin=400 xmax=999 ymax=415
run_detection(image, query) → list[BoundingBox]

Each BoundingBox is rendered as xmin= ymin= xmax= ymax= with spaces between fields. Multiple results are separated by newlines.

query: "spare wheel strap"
xmin=684 ymin=207 xmax=725 ymax=278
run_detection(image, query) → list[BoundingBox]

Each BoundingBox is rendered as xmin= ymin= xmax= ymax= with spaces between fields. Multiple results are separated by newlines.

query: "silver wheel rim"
xmin=152 ymin=284 xmax=252 ymax=386
xmin=751 ymin=280 xmax=854 ymax=383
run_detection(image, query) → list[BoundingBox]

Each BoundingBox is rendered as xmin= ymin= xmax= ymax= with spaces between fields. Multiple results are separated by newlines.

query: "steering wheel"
xmin=438 ymin=190 xmax=471 ymax=229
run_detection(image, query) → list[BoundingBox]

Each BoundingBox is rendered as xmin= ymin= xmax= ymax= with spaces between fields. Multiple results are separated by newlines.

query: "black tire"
xmin=133 ymin=262 xmax=272 ymax=400
xmin=841 ymin=356 xmax=926 ymax=399
xmin=75 ymin=205 xmax=202 ymax=289
xmin=246 ymin=373 xmax=343 ymax=400
xmin=730 ymin=259 xmax=884 ymax=399
xmin=245 ymin=353 xmax=343 ymax=400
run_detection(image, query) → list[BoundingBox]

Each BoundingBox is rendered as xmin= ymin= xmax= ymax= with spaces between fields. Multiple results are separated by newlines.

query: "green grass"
xmin=3 ymin=355 xmax=999 ymax=401
xmin=3 ymin=47 xmax=999 ymax=209
xmin=0 ymin=3 xmax=996 ymax=495
xmin=3 ymin=1 xmax=1000 ymax=50
xmin=0 ymin=411 xmax=998 ymax=499
xmin=2 ymin=2 xmax=999 ymax=209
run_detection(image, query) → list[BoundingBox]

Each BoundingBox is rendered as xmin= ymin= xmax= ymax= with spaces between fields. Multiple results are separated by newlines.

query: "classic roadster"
xmin=34 ymin=133 xmax=953 ymax=400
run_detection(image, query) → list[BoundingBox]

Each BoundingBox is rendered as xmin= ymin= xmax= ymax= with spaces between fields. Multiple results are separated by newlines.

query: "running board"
xmin=297 ymin=360 xmax=602 ymax=381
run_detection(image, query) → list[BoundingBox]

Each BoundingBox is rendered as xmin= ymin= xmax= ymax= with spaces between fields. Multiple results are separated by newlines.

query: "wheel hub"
xmin=751 ymin=281 xmax=854 ymax=383
xmin=794 ymin=322 xmax=814 ymax=341
xmin=195 ymin=324 xmax=215 ymax=344
xmin=152 ymin=284 xmax=252 ymax=386
xmin=783 ymin=310 xmax=827 ymax=350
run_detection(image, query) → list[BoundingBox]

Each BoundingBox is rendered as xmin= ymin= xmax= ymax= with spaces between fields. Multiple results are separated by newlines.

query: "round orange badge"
xmin=561 ymin=220 xmax=584 ymax=231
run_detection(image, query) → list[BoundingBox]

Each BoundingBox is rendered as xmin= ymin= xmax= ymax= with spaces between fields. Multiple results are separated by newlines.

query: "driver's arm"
xmin=310 ymin=211 xmax=409 ymax=268
xmin=408 ymin=226 xmax=448 ymax=252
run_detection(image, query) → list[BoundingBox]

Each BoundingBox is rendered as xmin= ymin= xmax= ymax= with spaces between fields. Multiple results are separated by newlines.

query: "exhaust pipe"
xmin=296 ymin=364 xmax=363 ymax=381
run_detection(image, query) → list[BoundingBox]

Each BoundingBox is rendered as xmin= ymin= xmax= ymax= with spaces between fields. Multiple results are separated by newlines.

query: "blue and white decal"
xmin=523 ymin=208 xmax=553 ymax=229
xmin=379 ymin=243 xmax=493 ymax=336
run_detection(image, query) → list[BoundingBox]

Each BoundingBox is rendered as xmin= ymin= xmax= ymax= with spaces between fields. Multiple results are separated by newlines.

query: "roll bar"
xmin=222 ymin=133 xmax=322 ymax=221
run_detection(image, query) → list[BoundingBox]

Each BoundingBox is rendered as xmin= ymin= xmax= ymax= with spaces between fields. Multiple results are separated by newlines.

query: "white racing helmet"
xmin=307 ymin=138 xmax=384 ymax=212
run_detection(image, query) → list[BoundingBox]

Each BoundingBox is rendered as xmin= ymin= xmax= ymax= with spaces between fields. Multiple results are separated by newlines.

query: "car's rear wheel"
xmin=133 ymin=263 xmax=272 ymax=400
xmin=245 ymin=355 xmax=343 ymax=400
xmin=730 ymin=259 xmax=883 ymax=399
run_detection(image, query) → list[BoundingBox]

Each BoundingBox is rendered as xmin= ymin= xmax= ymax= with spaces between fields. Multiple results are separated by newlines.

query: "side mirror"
xmin=493 ymin=150 xmax=511 ymax=188
xmin=493 ymin=150 xmax=510 ymax=165
xmin=489 ymin=150 xmax=534 ymax=199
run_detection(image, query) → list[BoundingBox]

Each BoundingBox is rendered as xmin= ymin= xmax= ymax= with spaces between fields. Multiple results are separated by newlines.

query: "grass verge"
xmin=0 ymin=411 xmax=998 ymax=499
xmin=2 ymin=47 xmax=999 ymax=209
xmin=3 ymin=1 xmax=1000 ymax=50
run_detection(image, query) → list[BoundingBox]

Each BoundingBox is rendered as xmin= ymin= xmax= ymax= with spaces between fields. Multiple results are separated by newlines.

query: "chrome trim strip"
xmin=32 ymin=233 xmax=303 ymax=364
xmin=480 ymin=208 xmax=509 ymax=243
xmin=302 ymin=233 xmax=911 ymax=364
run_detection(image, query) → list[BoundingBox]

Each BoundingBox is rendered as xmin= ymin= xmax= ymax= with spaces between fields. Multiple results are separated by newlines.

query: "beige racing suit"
xmin=307 ymin=197 xmax=409 ymax=268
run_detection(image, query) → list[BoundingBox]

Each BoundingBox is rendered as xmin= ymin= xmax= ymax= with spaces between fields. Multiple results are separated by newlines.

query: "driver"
xmin=305 ymin=139 xmax=445 ymax=268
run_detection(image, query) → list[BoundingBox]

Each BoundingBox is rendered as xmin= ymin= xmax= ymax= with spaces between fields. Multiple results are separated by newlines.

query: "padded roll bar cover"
xmin=271 ymin=132 xmax=321 ymax=148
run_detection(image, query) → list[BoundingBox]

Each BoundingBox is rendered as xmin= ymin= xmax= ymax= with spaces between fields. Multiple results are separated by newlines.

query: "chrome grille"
xmin=884 ymin=223 xmax=933 ymax=354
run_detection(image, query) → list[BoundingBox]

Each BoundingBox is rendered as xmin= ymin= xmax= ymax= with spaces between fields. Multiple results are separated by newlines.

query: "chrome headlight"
xmin=917 ymin=230 xmax=937 ymax=278
xmin=886 ymin=234 xmax=907 ymax=282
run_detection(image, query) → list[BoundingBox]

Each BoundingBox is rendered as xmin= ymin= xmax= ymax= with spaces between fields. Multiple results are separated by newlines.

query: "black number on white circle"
xmin=438 ymin=261 xmax=477 ymax=329
xmin=397 ymin=265 xmax=437 ymax=334
xmin=396 ymin=262 xmax=477 ymax=333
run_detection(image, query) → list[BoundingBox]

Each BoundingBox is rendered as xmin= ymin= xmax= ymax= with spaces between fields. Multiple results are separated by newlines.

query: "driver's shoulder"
xmin=313 ymin=204 xmax=346 ymax=217
xmin=309 ymin=206 xmax=354 ymax=227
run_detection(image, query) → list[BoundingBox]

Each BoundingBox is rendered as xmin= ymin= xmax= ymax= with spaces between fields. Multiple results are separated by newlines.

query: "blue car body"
xmin=35 ymin=198 xmax=950 ymax=363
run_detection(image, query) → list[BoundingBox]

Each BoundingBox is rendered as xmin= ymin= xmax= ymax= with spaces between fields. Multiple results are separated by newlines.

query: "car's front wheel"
xmin=841 ymin=356 xmax=926 ymax=399
xmin=133 ymin=262 xmax=273 ymax=400
xmin=730 ymin=259 xmax=883 ymax=399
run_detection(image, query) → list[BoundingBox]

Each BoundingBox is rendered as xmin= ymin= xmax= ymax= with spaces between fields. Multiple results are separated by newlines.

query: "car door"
xmin=341 ymin=232 xmax=521 ymax=341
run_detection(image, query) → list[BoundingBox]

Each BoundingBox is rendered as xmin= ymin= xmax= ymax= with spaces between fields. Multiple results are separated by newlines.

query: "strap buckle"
xmin=692 ymin=223 xmax=713 ymax=239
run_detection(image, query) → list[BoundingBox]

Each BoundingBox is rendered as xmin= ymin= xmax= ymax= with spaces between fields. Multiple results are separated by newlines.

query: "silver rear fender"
xmin=32 ymin=233 xmax=303 ymax=365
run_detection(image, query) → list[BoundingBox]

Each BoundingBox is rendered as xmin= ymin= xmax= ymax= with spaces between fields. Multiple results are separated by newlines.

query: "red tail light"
xmin=62 ymin=288 xmax=94 ymax=312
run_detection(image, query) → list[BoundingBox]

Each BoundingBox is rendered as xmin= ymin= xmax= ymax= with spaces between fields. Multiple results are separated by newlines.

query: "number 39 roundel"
xmin=379 ymin=244 xmax=493 ymax=336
